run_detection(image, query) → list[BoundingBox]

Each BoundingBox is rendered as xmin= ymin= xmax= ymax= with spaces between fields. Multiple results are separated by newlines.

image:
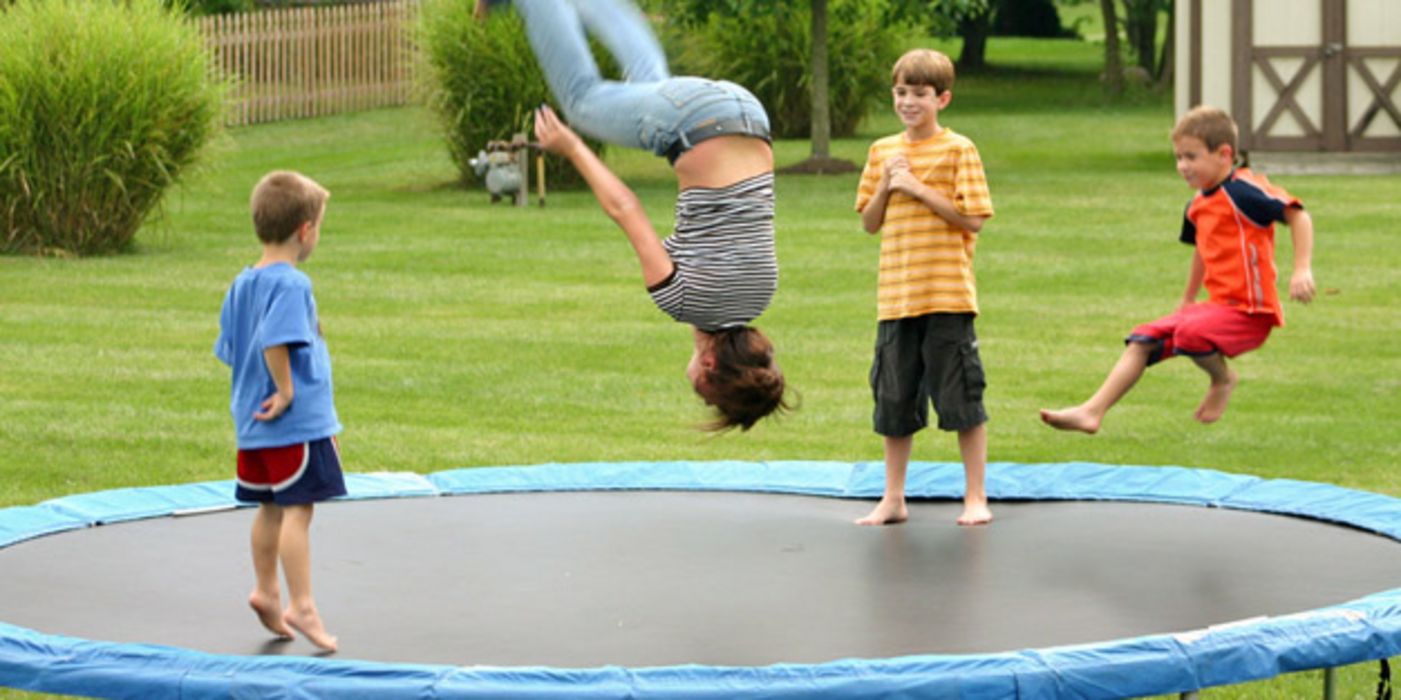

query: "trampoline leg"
xmin=1322 ymin=666 xmax=1336 ymax=700
xmin=1179 ymin=692 xmax=1199 ymax=700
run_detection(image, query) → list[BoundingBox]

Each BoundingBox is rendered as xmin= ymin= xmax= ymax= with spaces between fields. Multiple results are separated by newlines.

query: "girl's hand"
xmin=533 ymin=105 xmax=583 ymax=157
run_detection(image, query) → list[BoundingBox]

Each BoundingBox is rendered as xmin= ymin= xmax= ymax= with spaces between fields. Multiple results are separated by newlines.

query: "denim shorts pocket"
xmin=960 ymin=340 xmax=987 ymax=402
xmin=639 ymin=114 xmax=666 ymax=156
xmin=657 ymin=78 xmax=705 ymax=110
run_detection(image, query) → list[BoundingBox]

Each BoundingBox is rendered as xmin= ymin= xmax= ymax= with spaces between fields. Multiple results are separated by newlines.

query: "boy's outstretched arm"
xmin=255 ymin=344 xmax=294 ymax=421
xmin=1284 ymin=207 xmax=1316 ymax=303
xmin=533 ymin=106 xmax=674 ymax=288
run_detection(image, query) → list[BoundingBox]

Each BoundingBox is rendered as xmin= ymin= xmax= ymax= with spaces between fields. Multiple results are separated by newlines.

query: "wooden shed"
xmin=1175 ymin=0 xmax=1401 ymax=162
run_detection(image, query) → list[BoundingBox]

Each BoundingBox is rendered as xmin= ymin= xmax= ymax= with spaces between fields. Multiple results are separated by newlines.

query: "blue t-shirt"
xmin=215 ymin=263 xmax=341 ymax=449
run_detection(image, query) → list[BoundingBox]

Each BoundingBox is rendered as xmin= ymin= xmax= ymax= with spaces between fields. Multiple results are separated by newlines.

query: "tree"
xmin=1098 ymin=0 xmax=1124 ymax=95
xmin=955 ymin=2 xmax=994 ymax=70
xmin=889 ymin=0 xmax=995 ymax=71
xmin=1122 ymin=0 xmax=1158 ymax=73
xmin=1155 ymin=0 xmax=1174 ymax=88
xmin=780 ymin=0 xmax=859 ymax=174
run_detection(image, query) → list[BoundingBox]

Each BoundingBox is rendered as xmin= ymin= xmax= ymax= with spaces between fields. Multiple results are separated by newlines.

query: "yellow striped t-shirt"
xmin=854 ymin=129 xmax=994 ymax=320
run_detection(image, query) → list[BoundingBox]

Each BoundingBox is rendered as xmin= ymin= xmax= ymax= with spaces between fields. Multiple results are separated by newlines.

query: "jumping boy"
xmin=1040 ymin=106 xmax=1316 ymax=433
xmin=215 ymin=170 xmax=346 ymax=652
xmin=854 ymin=49 xmax=995 ymax=526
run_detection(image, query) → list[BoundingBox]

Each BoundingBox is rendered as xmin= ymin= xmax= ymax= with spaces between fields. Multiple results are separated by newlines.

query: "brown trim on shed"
xmin=1232 ymin=0 xmax=1253 ymax=151
xmin=1190 ymin=0 xmax=1202 ymax=107
xmin=1322 ymin=0 xmax=1347 ymax=150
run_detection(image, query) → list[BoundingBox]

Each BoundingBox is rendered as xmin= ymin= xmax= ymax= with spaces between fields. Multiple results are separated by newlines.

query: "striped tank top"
xmin=648 ymin=173 xmax=777 ymax=331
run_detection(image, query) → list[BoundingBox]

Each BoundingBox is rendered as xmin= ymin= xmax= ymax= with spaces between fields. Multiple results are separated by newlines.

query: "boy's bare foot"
xmin=1039 ymin=406 xmax=1100 ymax=434
xmin=1194 ymin=370 xmax=1238 ymax=423
xmin=956 ymin=501 xmax=992 ymax=526
xmin=248 ymin=590 xmax=294 ymax=639
xmin=283 ymin=605 xmax=338 ymax=652
xmin=855 ymin=498 xmax=908 ymax=526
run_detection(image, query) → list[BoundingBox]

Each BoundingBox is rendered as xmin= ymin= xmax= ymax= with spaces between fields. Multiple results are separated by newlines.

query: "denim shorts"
xmin=566 ymin=76 xmax=769 ymax=159
xmin=870 ymin=313 xmax=988 ymax=436
xmin=647 ymin=78 xmax=770 ymax=161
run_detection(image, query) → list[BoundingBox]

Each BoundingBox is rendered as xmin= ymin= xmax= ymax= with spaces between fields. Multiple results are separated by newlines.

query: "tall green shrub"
xmin=0 ymin=0 xmax=225 ymax=256
xmin=662 ymin=0 xmax=905 ymax=139
xmin=418 ymin=0 xmax=605 ymax=189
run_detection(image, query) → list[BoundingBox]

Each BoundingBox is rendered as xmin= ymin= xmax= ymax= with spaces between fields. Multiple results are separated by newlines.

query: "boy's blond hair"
xmin=1172 ymin=106 xmax=1239 ymax=153
xmin=892 ymin=49 xmax=955 ymax=95
xmin=251 ymin=171 xmax=330 ymax=244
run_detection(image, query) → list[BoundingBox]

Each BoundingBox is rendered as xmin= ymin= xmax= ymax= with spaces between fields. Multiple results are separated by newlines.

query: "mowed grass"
xmin=2 ymin=37 xmax=1398 ymax=699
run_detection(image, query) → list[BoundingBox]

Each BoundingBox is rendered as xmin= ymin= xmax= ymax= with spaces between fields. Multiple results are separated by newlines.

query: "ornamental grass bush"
xmin=418 ymin=0 xmax=609 ymax=190
xmin=0 ymin=0 xmax=225 ymax=256
xmin=661 ymin=0 xmax=905 ymax=140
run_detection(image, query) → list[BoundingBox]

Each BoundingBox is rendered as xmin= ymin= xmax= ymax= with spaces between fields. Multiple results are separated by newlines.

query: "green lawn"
xmin=2 ymin=37 xmax=1398 ymax=699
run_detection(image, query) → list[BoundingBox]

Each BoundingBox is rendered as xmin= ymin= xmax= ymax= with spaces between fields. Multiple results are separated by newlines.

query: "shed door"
xmin=1236 ymin=0 xmax=1401 ymax=152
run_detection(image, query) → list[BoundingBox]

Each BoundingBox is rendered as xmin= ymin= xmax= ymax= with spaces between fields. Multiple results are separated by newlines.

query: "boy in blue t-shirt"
xmin=215 ymin=170 xmax=344 ymax=652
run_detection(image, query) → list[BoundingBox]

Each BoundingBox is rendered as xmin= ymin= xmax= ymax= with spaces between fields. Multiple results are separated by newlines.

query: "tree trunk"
xmin=958 ymin=9 xmax=992 ymax=70
xmin=1099 ymin=0 xmax=1124 ymax=95
xmin=809 ymin=0 xmax=831 ymax=159
xmin=1125 ymin=0 xmax=1157 ymax=72
xmin=1156 ymin=0 xmax=1175 ymax=87
xmin=776 ymin=0 xmax=858 ymax=175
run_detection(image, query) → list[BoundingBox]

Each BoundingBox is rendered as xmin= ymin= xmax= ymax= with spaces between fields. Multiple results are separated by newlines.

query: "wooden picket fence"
xmin=198 ymin=0 xmax=419 ymax=127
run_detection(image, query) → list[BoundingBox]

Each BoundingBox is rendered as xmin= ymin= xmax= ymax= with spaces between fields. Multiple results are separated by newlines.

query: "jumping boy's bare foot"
xmin=1194 ymin=370 xmax=1238 ymax=423
xmin=855 ymin=498 xmax=908 ymax=526
xmin=1039 ymin=406 xmax=1101 ymax=434
xmin=956 ymin=500 xmax=992 ymax=526
xmin=283 ymin=604 xmax=338 ymax=652
xmin=249 ymin=590 xmax=294 ymax=639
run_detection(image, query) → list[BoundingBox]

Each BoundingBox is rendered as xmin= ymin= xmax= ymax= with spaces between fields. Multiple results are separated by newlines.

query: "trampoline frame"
xmin=1 ymin=460 xmax=1399 ymax=699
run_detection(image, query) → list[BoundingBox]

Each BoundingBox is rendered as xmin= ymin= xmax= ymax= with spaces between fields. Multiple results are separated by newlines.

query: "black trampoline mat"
xmin=1 ymin=491 xmax=1398 ymax=668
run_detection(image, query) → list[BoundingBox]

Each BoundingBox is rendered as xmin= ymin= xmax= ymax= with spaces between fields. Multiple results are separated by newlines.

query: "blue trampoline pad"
xmin=0 ymin=461 xmax=1398 ymax=699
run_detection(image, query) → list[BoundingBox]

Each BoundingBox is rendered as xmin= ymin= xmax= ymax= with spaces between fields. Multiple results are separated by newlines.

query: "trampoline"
xmin=1 ymin=460 xmax=1399 ymax=699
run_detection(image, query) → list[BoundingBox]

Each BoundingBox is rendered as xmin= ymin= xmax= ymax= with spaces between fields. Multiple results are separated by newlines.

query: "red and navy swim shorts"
xmin=236 ymin=436 xmax=347 ymax=505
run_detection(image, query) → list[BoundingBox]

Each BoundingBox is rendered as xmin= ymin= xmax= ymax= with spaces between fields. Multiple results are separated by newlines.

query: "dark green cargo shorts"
xmin=870 ymin=313 xmax=988 ymax=436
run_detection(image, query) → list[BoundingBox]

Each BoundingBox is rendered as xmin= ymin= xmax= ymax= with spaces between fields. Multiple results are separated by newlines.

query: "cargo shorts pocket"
xmin=960 ymin=339 xmax=987 ymax=402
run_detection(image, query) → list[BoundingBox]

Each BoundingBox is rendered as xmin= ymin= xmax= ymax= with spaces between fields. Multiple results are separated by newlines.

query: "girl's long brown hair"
xmin=694 ymin=326 xmax=792 ymax=431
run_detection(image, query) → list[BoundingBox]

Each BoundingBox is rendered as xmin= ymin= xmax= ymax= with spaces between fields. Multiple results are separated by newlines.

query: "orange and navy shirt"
xmin=1180 ymin=168 xmax=1301 ymax=326
xmin=855 ymin=129 xmax=994 ymax=321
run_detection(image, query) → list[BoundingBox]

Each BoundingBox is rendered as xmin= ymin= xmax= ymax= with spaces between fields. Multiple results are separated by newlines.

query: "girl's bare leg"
xmin=279 ymin=504 xmax=338 ymax=652
xmin=249 ymin=504 xmax=293 ymax=639
xmin=856 ymin=435 xmax=912 ymax=525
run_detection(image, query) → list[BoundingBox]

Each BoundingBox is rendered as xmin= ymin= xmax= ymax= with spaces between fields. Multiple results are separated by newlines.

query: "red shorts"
xmin=236 ymin=436 xmax=347 ymax=505
xmin=1129 ymin=303 xmax=1275 ymax=366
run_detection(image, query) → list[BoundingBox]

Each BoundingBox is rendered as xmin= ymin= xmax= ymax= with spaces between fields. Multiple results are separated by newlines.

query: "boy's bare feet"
xmin=249 ymin=590 xmax=294 ymax=639
xmin=1039 ymin=406 xmax=1101 ymax=434
xmin=283 ymin=604 xmax=338 ymax=652
xmin=855 ymin=498 xmax=908 ymax=526
xmin=956 ymin=500 xmax=992 ymax=526
xmin=1194 ymin=369 xmax=1238 ymax=423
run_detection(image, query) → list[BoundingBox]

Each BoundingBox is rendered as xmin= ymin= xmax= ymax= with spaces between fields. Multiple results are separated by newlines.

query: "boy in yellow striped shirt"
xmin=854 ymin=49 xmax=995 ymax=526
